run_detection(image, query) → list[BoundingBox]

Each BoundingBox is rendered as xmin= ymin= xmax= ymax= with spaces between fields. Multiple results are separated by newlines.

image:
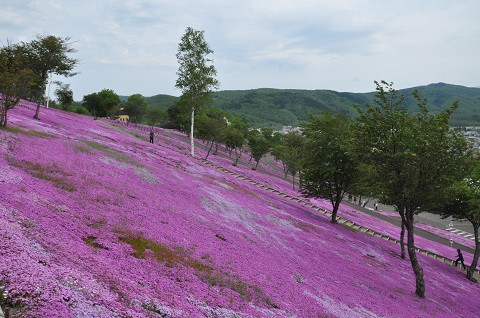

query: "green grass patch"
xmin=73 ymin=145 xmax=93 ymax=154
xmin=117 ymin=230 xmax=278 ymax=308
xmin=11 ymin=160 xmax=77 ymax=192
xmin=87 ymin=218 xmax=107 ymax=229
xmin=83 ymin=236 xmax=109 ymax=250
xmin=78 ymin=139 xmax=144 ymax=167
xmin=3 ymin=126 xmax=55 ymax=138
xmin=80 ymin=139 xmax=110 ymax=151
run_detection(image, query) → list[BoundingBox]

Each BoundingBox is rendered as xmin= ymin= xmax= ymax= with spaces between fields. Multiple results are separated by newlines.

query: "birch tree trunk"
xmin=190 ymin=108 xmax=195 ymax=157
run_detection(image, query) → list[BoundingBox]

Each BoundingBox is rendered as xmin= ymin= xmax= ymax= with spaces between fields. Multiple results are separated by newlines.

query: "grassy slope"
xmin=1 ymin=104 xmax=479 ymax=317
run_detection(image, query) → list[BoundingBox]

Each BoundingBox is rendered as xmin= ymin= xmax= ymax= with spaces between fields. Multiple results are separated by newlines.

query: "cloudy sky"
xmin=1 ymin=0 xmax=479 ymax=100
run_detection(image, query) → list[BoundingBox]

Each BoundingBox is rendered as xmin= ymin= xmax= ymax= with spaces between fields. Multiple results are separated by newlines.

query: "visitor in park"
xmin=455 ymin=249 xmax=466 ymax=270
xmin=149 ymin=129 xmax=154 ymax=144
xmin=374 ymin=203 xmax=378 ymax=211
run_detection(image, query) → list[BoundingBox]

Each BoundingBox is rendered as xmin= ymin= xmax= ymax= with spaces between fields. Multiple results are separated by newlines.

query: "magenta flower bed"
xmin=1 ymin=104 xmax=479 ymax=317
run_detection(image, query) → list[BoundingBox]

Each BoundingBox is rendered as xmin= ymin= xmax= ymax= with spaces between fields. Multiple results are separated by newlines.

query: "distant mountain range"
xmin=140 ymin=83 xmax=480 ymax=128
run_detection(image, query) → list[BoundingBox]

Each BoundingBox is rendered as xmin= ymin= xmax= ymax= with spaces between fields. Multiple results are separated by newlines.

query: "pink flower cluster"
xmin=0 ymin=103 xmax=479 ymax=317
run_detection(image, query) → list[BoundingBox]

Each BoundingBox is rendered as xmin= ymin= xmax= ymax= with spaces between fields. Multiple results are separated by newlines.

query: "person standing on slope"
xmin=149 ymin=129 xmax=154 ymax=144
xmin=455 ymin=249 xmax=466 ymax=270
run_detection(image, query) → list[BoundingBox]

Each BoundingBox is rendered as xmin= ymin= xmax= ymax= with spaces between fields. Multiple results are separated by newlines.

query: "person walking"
xmin=455 ymin=249 xmax=466 ymax=270
xmin=149 ymin=129 xmax=154 ymax=144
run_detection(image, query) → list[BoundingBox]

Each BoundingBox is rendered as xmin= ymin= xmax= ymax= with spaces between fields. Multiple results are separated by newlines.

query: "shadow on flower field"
xmin=0 ymin=103 xmax=479 ymax=317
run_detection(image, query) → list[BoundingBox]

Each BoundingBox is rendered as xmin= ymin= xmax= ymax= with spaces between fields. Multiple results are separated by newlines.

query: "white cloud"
xmin=0 ymin=0 xmax=479 ymax=99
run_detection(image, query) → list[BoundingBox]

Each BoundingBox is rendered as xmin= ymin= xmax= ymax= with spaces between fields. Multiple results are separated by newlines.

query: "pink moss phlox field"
xmin=1 ymin=104 xmax=479 ymax=317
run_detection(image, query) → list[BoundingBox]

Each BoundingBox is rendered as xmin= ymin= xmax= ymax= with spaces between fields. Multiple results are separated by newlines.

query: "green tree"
xmin=146 ymin=108 xmax=168 ymax=127
xmin=272 ymin=144 xmax=288 ymax=178
xmin=283 ymin=132 xmax=305 ymax=189
xmin=196 ymin=110 xmax=227 ymax=160
xmin=260 ymin=126 xmax=274 ymax=142
xmin=272 ymin=132 xmax=305 ymax=189
xmin=54 ymin=82 xmax=74 ymax=110
xmin=431 ymin=156 xmax=479 ymax=282
xmin=82 ymin=89 xmax=120 ymax=118
xmin=224 ymin=125 xmax=245 ymax=166
xmin=124 ymin=94 xmax=148 ymax=123
xmin=354 ymin=81 xmax=467 ymax=298
xmin=249 ymin=135 xmax=270 ymax=170
xmin=24 ymin=35 xmax=78 ymax=120
xmin=301 ymin=111 xmax=358 ymax=224
xmin=0 ymin=42 xmax=33 ymax=127
xmin=348 ymin=163 xmax=380 ymax=207
xmin=175 ymin=27 xmax=219 ymax=157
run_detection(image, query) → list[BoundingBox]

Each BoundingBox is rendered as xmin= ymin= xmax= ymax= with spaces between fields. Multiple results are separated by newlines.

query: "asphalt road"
xmin=343 ymin=200 xmax=475 ymax=255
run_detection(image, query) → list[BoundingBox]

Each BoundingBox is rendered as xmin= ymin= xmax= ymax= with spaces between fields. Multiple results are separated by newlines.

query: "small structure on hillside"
xmin=115 ymin=107 xmax=129 ymax=122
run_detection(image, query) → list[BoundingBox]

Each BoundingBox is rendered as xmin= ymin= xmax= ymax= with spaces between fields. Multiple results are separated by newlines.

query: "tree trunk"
xmin=400 ymin=221 xmax=406 ymax=260
xmin=405 ymin=207 xmax=425 ymax=298
xmin=398 ymin=207 xmax=406 ymax=259
xmin=190 ymin=108 xmax=195 ymax=157
xmin=254 ymin=159 xmax=260 ymax=170
xmin=234 ymin=148 xmax=239 ymax=166
xmin=1 ymin=110 xmax=7 ymax=127
xmin=291 ymin=173 xmax=296 ymax=190
xmin=205 ymin=140 xmax=215 ymax=160
xmin=362 ymin=198 xmax=370 ymax=207
xmin=33 ymin=102 xmax=41 ymax=120
xmin=331 ymin=199 xmax=341 ymax=224
xmin=466 ymin=223 xmax=479 ymax=282
xmin=214 ymin=142 xmax=219 ymax=155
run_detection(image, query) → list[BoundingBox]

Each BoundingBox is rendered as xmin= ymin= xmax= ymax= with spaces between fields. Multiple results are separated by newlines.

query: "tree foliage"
xmin=175 ymin=27 xmax=219 ymax=156
xmin=301 ymin=111 xmax=358 ymax=223
xmin=224 ymin=125 xmax=245 ymax=166
xmin=23 ymin=35 xmax=78 ymax=119
xmin=54 ymin=82 xmax=74 ymax=110
xmin=431 ymin=156 xmax=480 ymax=282
xmin=247 ymin=131 xmax=271 ymax=171
xmin=83 ymin=89 xmax=120 ymax=118
xmin=146 ymin=108 xmax=168 ymax=127
xmin=167 ymin=98 xmax=191 ymax=132
xmin=272 ymin=132 xmax=305 ymax=189
xmin=0 ymin=42 xmax=33 ymax=127
xmin=195 ymin=109 xmax=228 ymax=160
xmin=353 ymin=81 xmax=467 ymax=298
xmin=124 ymin=94 xmax=148 ymax=123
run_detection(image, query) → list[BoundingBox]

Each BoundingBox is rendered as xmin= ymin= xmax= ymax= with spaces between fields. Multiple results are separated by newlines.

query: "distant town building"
xmin=281 ymin=126 xmax=301 ymax=134
xmin=457 ymin=126 xmax=480 ymax=151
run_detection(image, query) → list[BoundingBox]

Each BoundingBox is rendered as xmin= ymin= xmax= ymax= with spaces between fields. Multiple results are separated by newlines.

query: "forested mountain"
xmin=143 ymin=83 xmax=480 ymax=128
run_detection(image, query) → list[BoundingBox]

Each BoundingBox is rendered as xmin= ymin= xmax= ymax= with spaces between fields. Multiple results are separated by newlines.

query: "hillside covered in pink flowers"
xmin=1 ymin=103 xmax=479 ymax=317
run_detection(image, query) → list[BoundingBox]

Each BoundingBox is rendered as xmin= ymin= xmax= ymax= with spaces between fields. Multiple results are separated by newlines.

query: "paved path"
xmin=342 ymin=201 xmax=476 ymax=255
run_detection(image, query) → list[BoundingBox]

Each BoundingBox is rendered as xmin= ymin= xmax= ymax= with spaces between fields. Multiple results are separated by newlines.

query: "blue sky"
xmin=1 ymin=0 xmax=479 ymax=100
